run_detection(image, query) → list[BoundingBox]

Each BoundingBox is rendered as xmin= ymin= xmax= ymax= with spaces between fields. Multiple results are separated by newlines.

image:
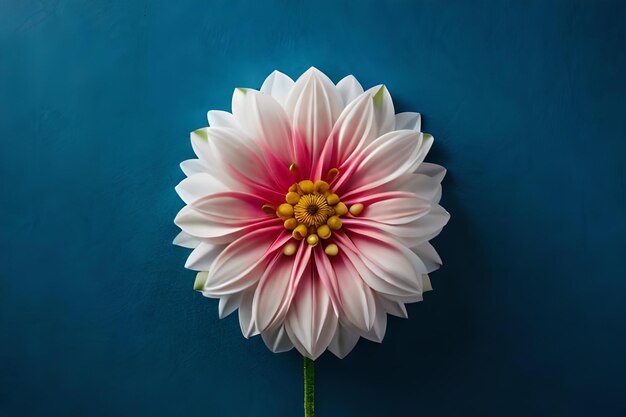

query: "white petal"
xmin=175 ymin=173 xmax=230 ymax=204
xmin=285 ymin=266 xmax=338 ymax=359
xmin=365 ymin=196 xmax=431 ymax=225
xmin=378 ymin=295 xmax=408 ymax=318
xmin=333 ymin=255 xmax=376 ymax=331
xmin=207 ymin=110 xmax=239 ymax=128
xmin=185 ymin=241 xmax=222 ymax=271
xmin=416 ymin=162 xmax=447 ymax=183
xmin=394 ymin=112 xmax=421 ymax=131
xmin=218 ymin=292 xmax=243 ymax=319
xmin=172 ymin=231 xmax=201 ymax=249
xmin=328 ymin=322 xmax=360 ymax=359
xmin=190 ymin=192 xmax=267 ymax=225
xmin=204 ymin=226 xmax=285 ymax=296
xmin=365 ymin=85 xmax=395 ymax=135
xmin=261 ymin=325 xmax=294 ymax=353
xmin=412 ymin=242 xmax=443 ymax=273
xmin=339 ymin=130 xmax=424 ymax=195
xmin=361 ymin=297 xmax=387 ymax=343
xmin=423 ymin=274 xmax=433 ymax=292
xmin=231 ymin=88 xmax=293 ymax=164
xmin=285 ymin=67 xmax=343 ymax=159
xmin=260 ymin=70 xmax=294 ymax=107
xmin=238 ymin=285 xmax=259 ymax=338
xmin=179 ymin=159 xmax=208 ymax=177
xmin=336 ymin=75 xmax=364 ymax=106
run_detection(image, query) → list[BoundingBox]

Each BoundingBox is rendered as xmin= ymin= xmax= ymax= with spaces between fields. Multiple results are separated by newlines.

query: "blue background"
xmin=1 ymin=1 xmax=625 ymax=416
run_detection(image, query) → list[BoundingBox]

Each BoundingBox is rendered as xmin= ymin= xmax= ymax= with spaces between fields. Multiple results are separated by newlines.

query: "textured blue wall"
xmin=1 ymin=1 xmax=625 ymax=416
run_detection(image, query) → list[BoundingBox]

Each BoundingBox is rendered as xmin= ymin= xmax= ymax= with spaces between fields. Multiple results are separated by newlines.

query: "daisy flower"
xmin=174 ymin=67 xmax=449 ymax=359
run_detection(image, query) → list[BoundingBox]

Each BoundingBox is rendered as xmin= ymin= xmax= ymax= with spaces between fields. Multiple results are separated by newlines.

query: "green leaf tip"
xmin=193 ymin=128 xmax=208 ymax=141
xmin=193 ymin=272 xmax=208 ymax=291
xmin=372 ymin=85 xmax=386 ymax=108
xmin=236 ymin=87 xmax=248 ymax=95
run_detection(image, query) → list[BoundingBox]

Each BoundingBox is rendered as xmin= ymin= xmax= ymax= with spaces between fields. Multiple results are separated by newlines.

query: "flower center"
xmin=294 ymin=194 xmax=333 ymax=227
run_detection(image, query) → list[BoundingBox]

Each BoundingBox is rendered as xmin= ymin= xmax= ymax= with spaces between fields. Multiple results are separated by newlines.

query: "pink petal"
xmin=362 ymin=196 xmax=431 ymax=225
xmin=172 ymin=231 xmax=201 ymax=249
xmin=190 ymin=192 xmax=270 ymax=225
xmin=261 ymin=325 xmax=294 ymax=353
xmin=285 ymin=264 xmax=338 ymax=359
xmin=416 ymin=162 xmax=447 ymax=183
xmin=365 ymin=85 xmax=395 ymax=136
xmin=238 ymin=285 xmax=259 ymax=338
xmin=285 ymin=67 xmax=343 ymax=163
xmin=218 ymin=292 xmax=243 ymax=319
xmin=412 ymin=242 xmax=443 ymax=273
xmin=360 ymin=296 xmax=388 ymax=343
xmin=328 ymin=321 xmax=360 ymax=359
xmin=203 ymin=226 xmax=287 ymax=296
xmin=336 ymin=75 xmax=364 ymax=106
xmin=185 ymin=241 xmax=223 ymax=271
xmin=253 ymin=242 xmax=312 ymax=332
xmin=331 ymin=254 xmax=377 ymax=331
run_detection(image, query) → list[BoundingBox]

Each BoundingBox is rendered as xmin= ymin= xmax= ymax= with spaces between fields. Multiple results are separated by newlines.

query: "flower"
xmin=174 ymin=68 xmax=450 ymax=359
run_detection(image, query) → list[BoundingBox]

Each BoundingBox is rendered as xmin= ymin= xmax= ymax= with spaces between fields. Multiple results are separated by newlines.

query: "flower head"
xmin=174 ymin=68 xmax=449 ymax=359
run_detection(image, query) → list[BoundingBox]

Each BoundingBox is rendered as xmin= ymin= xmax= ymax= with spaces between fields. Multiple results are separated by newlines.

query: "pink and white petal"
xmin=190 ymin=192 xmax=269 ymax=225
xmin=365 ymin=85 xmax=395 ymax=135
xmin=394 ymin=112 xmax=421 ymax=131
xmin=336 ymin=130 xmax=424 ymax=196
xmin=261 ymin=325 xmax=294 ymax=353
xmin=204 ymin=226 xmax=286 ymax=296
xmin=191 ymin=127 xmax=283 ymax=199
xmin=330 ymin=90 xmax=378 ymax=165
xmin=253 ymin=242 xmax=312 ymax=332
xmin=238 ymin=285 xmax=259 ymax=338
xmin=260 ymin=70 xmax=295 ymax=107
xmin=312 ymin=248 xmax=342 ymax=311
xmin=231 ymin=88 xmax=294 ymax=164
xmin=332 ymin=254 xmax=377 ymax=331
xmin=175 ymin=173 xmax=230 ymax=204
xmin=412 ymin=242 xmax=443 ymax=273
xmin=377 ymin=295 xmax=409 ymax=318
xmin=364 ymin=196 xmax=431 ymax=225
xmin=173 ymin=231 xmax=202 ymax=249
xmin=416 ymin=162 xmax=447 ymax=183
xmin=285 ymin=67 xmax=343 ymax=160
xmin=285 ymin=265 xmax=338 ymax=360
xmin=328 ymin=321 xmax=360 ymax=359
xmin=180 ymin=159 xmax=208 ymax=177
xmin=360 ymin=296 xmax=388 ymax=343
xmin=207 ymin=110 xmax=239 ymax=128
xmin=185 ymin=241 xmax=223 ymax=271
xmin=218 ymin=292 xmax=243 ymax=319
xmin=336 ymin=75 xmax=364 ymax=106
xmin=336 ymin=229 xmax=427 ymax=297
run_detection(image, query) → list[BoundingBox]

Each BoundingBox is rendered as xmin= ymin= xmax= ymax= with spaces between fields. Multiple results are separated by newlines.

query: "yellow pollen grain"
xmin=317 ymin=225 xmax=331 ymax=239
xmin=283 ymin=242 xmax=297 ymax=256
xmin=326 ymin=193 xmax=340 ymax=206
xmin=349 ymin=203 xmax=364 ymax=216
xmin=327 ymin=215 xmax=342 ymax=230
xmin=261 ymin=204 xmax=275 ymax=215
xmin=298 ymin=180 xmax=315 ymax=194
xmin=286 ymin=192 xmax=300 ymax=205
xmin=326 ymin=168 xmax=339 ymax=182
xmin=277 ymin=203 xmax=294 ymax=218
xmin=334 ymin=202 xmax=348 ymax=216
xmin=324 ymin=244 xmax=339 ymax=256
xmin=314 ymin=180 xmax=330 ymax=193
xmin=306 ymin=234 xmax=319 ymax=247
xmin=292 ymin=224 xmax=308 ymax=240
xmin=283 ymin=218 xmax=298 ymax=230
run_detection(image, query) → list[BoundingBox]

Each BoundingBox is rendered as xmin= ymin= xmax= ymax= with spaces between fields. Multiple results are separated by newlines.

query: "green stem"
xmin=304 ymin=356 xmax=315 ymax=417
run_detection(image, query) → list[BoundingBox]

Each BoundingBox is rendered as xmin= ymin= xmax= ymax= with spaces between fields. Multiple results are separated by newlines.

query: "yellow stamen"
xmin=314 ymin=180 xmax=330 ymax=193
xmin=292 ymin=224 xmax=308 ymax=240
xmin=283 ymin=218 xmax=298 ymax=230
xmin=289 ymin=163 xmax=299 ymax=174
xmin=283 ymin=242 xmax=297 ymax=256
xmin=317 ymin=225 xmax=331 ymax=239
xmin=261 ymin=204 xmax=275 ymax=215
xmin=349 ymin=203 xmax=364 ymax=216
xmin=288 ymin=183 xmax=298 ymax=193
xmin=298 ymin=180 xmax=315 ymax=194
xmin=334 ymin=202 xmax=348 ymax=216
xmin=324 ymin=244 xmax=339 ymax=256
xmin=294 ymin=194 xmax=334 ymax=227
xmin=286 ymin=192 xmax=300 ymax=205
xmin=306 ymin=234 xmax=319 ymax=247
xmin=277 ymin=203 xmax=294 ymax=218
xmin=326 ymin=168 xmax=339 ymax=182
xmin=326 ymin=193 xmax=340 ymax=206
xmin=327 ymin=215 xmax=342 ymax=230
